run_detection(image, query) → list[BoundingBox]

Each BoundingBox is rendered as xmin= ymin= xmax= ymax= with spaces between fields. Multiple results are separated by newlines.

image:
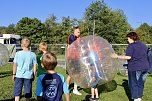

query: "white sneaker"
xmin=73 ymin=89 xmax=82 ymax=95
xmin=138 ymin=98 xmax=142 ymax=101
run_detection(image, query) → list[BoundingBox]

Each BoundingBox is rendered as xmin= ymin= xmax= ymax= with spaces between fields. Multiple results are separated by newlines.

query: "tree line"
xmin=0 ymin=1 xmax=152 ymax=44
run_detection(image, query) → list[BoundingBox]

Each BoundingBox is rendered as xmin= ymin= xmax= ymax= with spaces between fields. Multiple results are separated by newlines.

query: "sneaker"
xmin=138 ymin=98 xmax=142 ymax=101
xmin=96 ymin=97 xmax=100 ymax=101
xmin=72 ymin=89 xmax=82 ymax=95
xmin=89 ymin=97 xmax=96 ymax=101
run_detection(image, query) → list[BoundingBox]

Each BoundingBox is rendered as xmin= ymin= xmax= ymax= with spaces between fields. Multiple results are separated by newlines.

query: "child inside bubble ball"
xmin=81 ymin=44 xmax=101 ymax=101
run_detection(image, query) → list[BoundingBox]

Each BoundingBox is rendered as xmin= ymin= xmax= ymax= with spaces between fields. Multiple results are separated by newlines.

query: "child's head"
xmin=73 ymin=26 xmax=80 ymax=37
xmin=21 ymin=38 xmax=31 ymax=48
xmin=39 ymin=42 xmax=47 ymax=52
xmin=42 ymin=52 xmax=57 ymax=70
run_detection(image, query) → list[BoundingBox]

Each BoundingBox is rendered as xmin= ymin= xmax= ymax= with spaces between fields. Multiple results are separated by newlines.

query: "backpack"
xmin=147 ymin=48 xmax=152 ymax=73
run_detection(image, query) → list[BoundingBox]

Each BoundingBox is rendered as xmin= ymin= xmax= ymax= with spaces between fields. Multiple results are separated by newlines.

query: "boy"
xmin=37 ymin=42 xmax=47 ymax=77
xmin=88 ymin=43 xmax=101 ymax=101
xmin=12 ymin=38 xmax=37 ymax=101
xmin=66 ymin=26 xmax=82 ymax=95
xmin=83 ymin=43 xmax=101 ymax=101
xmin=36 ymin=52 xmax=70 ymax=101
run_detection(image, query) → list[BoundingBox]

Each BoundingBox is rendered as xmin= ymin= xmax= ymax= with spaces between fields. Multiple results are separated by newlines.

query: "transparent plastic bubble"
xmin=66 ymin=35 xmax=118 ymax=88
xmin=0 ymin=43 xmax=9 ymax=66
xmin=118 ymin=59 xmax=128 ymax=76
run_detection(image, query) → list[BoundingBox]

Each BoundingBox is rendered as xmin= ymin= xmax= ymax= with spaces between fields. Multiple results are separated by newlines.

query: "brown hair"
xmin=21 ymin=38 xmax=31 ymax=48
xmin=126 ymin=32 xmax=139 ymax=41
xmin=42 ymin=52 xmax=57 ymax=70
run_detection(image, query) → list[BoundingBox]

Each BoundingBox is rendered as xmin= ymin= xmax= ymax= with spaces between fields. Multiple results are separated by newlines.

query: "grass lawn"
xmin=0 ymin=64 xmax=152 ymax=101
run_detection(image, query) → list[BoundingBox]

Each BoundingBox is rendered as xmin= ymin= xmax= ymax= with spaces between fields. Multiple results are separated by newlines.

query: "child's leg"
xmin=66 ymin=75 xmax=71 ymax=85
xmin=24 ymin=79 xmax=32 ymax=100
xmin=73 ymin=83 xmax=82 ymax=95
xmin=91 ymin=88 xmax=95 ymax=98
xmin=15 ymin=96 xmax=20 ymax=101
xmin=14 ymin=78 xmax=23 ymax=101
xmin=74 ymin=83 xmax=78 ymax=90
xmin=95 ymin=88 xmax=99 ymax=98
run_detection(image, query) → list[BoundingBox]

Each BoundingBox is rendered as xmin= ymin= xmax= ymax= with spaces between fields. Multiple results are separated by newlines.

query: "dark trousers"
xmin=128 ymin=70 xmax=148 ymax=99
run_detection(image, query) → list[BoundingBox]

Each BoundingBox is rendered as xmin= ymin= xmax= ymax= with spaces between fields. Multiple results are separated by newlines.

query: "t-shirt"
xmin=68 ymin=34 xmax=79 ymax=45
xmin=13 ymin=50 xmax=37 ymax=79
xmin=37 ymin=52 xmax=46 ymax=77
xmin=36 ymin=73 xmax=69 ymax=101
xmin=66 ymin=34 xmax=80 ymax=59
xmin=126 ymin=41 xmax=149 ymax=71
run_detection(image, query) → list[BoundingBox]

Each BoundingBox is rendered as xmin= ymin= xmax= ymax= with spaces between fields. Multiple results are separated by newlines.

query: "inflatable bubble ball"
xmin=66 ymin=35 xmax=118 ymax=88
xmin=0 ymin=43 xmax=9 ymax=66
xmin=118 ymin=59 xmax=128 ymax=76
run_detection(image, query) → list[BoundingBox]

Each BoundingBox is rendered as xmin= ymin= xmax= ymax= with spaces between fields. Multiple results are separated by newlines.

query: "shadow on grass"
xmin=0 ymin=99 xmax=14 ymax=101
xmin=118 ymin=79 xmax=133 ymax=101
xmin=147 ymin=73 xmax=152 ymax=77
xmin=82 ymin=80 xmax=117 ymax=101
xmin=0 ymin=70 xmax=12 ymax=78
xmin=0 ymin=95 xmax=36 ymax=101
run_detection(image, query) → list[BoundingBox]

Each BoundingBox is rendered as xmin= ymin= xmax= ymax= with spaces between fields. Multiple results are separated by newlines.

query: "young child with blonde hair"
xmin=37 ymin=42 xmax=48 ymax=77
xmin=12 ymin=38 xmax=37 ymax=101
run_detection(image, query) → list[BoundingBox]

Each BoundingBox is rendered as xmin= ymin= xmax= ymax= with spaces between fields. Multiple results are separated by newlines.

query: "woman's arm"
xmin=111 ymin=53 xmax=131 ymax=60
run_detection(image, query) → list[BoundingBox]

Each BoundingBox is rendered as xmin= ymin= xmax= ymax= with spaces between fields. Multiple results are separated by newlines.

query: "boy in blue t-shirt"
xmin=12 ymin=38 xmax=37 ymax=101
xmin=36 ymin=52 xmax=70 ymax=101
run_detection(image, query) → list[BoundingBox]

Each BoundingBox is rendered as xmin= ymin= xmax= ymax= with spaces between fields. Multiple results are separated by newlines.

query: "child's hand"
xmin=31 ymin=74 xmax=35 ymax=81
xmin=12 ymin=75 xmax=16 ymax=81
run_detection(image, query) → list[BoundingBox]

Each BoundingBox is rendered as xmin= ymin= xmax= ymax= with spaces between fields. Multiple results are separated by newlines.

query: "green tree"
xmin=0 ymin=24 xmax=16 ymax=34
xmin=15 ymin=17 xmax=46 ymax=43
xmin=44 ymin=14 xmax=59 ymax=43
xmin=0 ymin=26 xmax=7 ymax=34
xmin=84 ymin=1 xmax=132 ymax=44
xmin=136 ymin=23 xmax=152 ymax=44
xmin=6 ymin=24 xmax=16 ymax=34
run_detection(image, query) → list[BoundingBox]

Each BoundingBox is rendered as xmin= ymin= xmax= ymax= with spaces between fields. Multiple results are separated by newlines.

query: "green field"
xmin=0 ymin=64 xmax=152 ymax=101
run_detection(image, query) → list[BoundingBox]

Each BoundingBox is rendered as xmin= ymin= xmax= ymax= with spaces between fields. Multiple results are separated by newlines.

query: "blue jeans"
xmin=128 ymin=70 xmax=148 ymax=99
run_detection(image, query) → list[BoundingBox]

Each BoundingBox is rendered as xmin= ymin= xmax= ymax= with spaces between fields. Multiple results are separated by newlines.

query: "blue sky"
xmin=0 ymin=0 xmax=152 ymax=28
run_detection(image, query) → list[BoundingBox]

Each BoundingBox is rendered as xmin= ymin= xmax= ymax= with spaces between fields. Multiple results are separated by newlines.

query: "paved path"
xmin=57 ymin=59 xmax=66 ymax=68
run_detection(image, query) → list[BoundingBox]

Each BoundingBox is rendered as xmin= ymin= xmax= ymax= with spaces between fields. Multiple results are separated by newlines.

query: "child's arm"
xmin=65 ymin=94 xmax=70 ymax=101
xmin=59 ymin=74 xmax=70 ymax=101
xmin=32 ymin=64 xmax=37 ymax=81
xmin=12 ymin=63 xmax=17 ymax=81
xmin=33 ymin=64 xmax=37 ymax=76
xmin=33 ymin=53 xmax=38 ymax=77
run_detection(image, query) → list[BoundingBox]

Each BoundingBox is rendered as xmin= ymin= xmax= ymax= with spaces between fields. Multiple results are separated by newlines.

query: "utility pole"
xmin=93 ymin=20 xmax=95 ymax=36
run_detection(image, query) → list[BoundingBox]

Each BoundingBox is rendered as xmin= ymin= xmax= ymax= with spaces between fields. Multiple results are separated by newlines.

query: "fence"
xmin=5 ymin=44 xmax=152 ymax=61
xmin=31 ymin=44 xmax=152 ymax=59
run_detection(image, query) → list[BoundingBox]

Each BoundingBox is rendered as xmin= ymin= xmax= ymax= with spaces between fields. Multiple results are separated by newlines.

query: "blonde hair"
xmin=21 ymin=38 xmax=31 ymax=48
xmin=39 ymin=42 xmax=47 ymax=50
xmin=42 ymin=52 xmax=57 ymax=70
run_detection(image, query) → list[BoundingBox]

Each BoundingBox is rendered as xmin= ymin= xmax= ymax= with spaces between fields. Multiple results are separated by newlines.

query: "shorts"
xmin=91 ymin=84 xmax=98 ymax=88
xmin=14 ymin=78 xmax=32 ymax=98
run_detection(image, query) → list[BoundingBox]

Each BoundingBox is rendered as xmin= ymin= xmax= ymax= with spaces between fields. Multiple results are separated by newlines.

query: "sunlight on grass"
xmin=0 ymin=64 xmax=152 ymax=101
